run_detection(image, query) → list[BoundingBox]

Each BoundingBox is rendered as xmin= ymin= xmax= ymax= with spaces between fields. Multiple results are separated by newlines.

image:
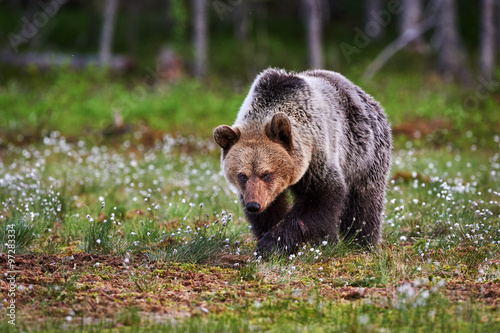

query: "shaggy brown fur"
xmin=214 ymin=68 xmax=392 ymax=255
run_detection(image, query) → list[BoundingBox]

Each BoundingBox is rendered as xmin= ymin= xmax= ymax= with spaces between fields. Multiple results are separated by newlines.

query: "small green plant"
xmin=0 ymin=217 xmax=43 ymax=253
xmin=238 ymin=261 xmax=259 ymax=281
xmin=145 ymin=212 xmax=243 ymax=264
xmin=82 ymin=208 xmax=114 ymax=254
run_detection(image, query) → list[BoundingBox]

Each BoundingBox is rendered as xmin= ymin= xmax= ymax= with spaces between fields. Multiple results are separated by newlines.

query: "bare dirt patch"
xmin=392 ymin=118 xmax=450 ymax=139
xmin=1 ymin=253 xmax=499 ymax=325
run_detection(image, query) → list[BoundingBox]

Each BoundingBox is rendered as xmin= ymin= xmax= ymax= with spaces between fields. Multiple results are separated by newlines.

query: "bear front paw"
xmin=256 ymin=229 xmax=300 ymax=257
xmin=256 ymin=232 xmax=279 ymax=257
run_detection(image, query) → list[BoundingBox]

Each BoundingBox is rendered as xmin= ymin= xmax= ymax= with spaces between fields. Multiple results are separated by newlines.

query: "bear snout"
xmin=245 ymin=201 xmax=261 ymax=213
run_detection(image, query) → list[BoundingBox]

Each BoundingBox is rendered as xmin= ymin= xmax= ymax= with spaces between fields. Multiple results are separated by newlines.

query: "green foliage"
xmin=168 ymin=0 xmax=189 ymax=42
xmin=2 ymin=60 xmax=499 ymax=149
xmin=1 ymin=129 xmax=499 ymax=331
xmin=82 ymin=219 xmax=114 ymax=254
xmin=0 ymin=69 xmax=244 ymax=142
xmin=0 ymin=218 xmax=42 ymax=254
xmin=145 ymin=217 xmax=242 ymax=264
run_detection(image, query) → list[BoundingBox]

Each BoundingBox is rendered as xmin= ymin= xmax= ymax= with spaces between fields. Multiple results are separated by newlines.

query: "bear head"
xmin=214 ymin=112 xmax=302 ymax=214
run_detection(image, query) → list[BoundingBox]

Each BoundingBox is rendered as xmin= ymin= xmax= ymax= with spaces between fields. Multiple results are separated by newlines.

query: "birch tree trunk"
xmin=234 ymin=0 xmax=250 ymax=43
xmin=435 ymin=0 xmax=471 ymax=84
xmin=192 ymin=0 xmax=208 ymax=79
xmin=479 ymin=0 xmax=495 ymax=82
xmin=303 ymin=0 xmax=323 ymax=69
xmin=99 ymin=0 xmax=118 ymax=66
xmin=496 ymin=1 xmax=500 ymax=58
xmin=364 ymin=0 xmax=384 ymax=40
xmin=398 ymin=0 xmax=425 ymax=52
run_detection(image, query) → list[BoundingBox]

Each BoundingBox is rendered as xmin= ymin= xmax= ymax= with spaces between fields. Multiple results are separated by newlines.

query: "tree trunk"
xmin=496 ymin=1 xmax=500 ymax=59
xmin=479 ymin=0 xmax=495 ymax=82
xmin=126 ymin=0 xmax=140 ymax=54
xmin=435 ymin=0 xmax=471 ymax=84
xmin=252 ymin=1 xmax=269 ymax=77
xmin=364 ymin=0 xmax=384 ymax=40
xmin=234 ymin=1 xmax=256 ymax=80
xmin=398 ymin=0 xmax=426 ymax=52
xmin=192 ymin=0 xmax=208 ymax=79
xmin=99 ymin=0 xmax=118 ymax=66
xmin=303 ymin=0 xmax=323 ymax=69
xmin=234 ymin=0 xmax=250 ymax=43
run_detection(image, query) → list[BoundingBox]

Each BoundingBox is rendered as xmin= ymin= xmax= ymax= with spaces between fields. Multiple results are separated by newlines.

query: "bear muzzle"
xmin=242 ymin=177 xmax=268 ymax=214
xmin=245 ymin=202 xmax=261 ymax=213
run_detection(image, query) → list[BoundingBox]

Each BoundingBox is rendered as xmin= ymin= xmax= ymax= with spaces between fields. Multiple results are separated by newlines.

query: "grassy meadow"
xmin=1 ymin=59 xmax=500 ymax=331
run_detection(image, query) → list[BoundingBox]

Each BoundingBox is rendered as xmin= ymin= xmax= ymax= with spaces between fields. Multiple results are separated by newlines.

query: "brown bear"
xmin=214 ymin=68 xmax=392 ymax=255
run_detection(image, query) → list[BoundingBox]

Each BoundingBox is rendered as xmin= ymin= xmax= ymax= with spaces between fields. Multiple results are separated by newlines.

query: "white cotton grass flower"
xmin=357 ymin=314 xmax=369 ymax=325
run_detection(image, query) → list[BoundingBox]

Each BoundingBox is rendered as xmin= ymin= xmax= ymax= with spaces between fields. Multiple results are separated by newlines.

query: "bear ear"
xmin=213 ymin=125 xmax=241 ymax=152
xmin=265 ymin=112 xmax=293 ymax=153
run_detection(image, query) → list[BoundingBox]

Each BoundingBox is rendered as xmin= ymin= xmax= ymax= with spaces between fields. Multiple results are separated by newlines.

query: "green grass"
xmin=0 ymin=69 xmax=246 ymax=141
xmin=1 ymin=51 xmax=500 ymax=332
xmin=0 ymin=126 xmax=499 ymax=331
xmin=1 ymin=65 xmax=499 ymax=151
xmin=2 ymin=285 xmax=498 ymax=332
xmin=1 ymin=3 xmax=500 ymax=330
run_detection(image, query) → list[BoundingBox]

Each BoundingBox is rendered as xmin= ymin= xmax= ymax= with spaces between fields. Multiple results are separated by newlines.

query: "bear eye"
xmin=238 ymin=173 xmax=248 ymax=183
xmin=261 ymin=173 xmax=273 ymax=182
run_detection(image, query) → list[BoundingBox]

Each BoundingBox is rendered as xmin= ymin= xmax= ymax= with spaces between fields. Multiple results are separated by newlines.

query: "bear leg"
xmin=257 ymin=186 xmax=346 ymax=255
xmin=339 ymin=185 xmax=383 ymax=248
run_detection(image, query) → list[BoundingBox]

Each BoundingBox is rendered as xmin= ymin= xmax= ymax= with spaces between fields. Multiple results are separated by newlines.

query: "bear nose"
xmin=246 ymin=202 xmax=261 ymax=213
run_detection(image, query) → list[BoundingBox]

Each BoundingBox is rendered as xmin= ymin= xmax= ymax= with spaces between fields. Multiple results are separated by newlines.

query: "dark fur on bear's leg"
xmin=257 ymin=180 xmax=347 ymax=255
xmin=339 ymin=188 xmax=382 ymax=248
xmin=244 ymin=191 xmax=290 ymax=239
xmin=340 ymin=169 xmax=387 ymax=248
